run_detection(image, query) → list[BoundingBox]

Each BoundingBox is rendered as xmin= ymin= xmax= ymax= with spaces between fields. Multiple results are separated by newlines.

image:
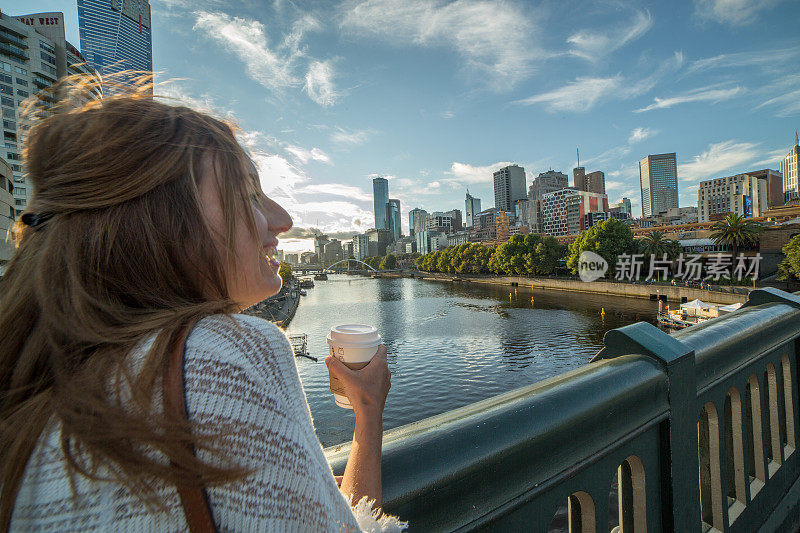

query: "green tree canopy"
xmin=379 ymin=254 xmax=397 ymax=270
xmin=638 ymin=230 xmax=682 ymax=260
xmin=278 ymin=262 xmax=292 ymax=284
xmin=567 ymin=218 xmax=637 ymax=276
xmin=778 ymin=234 xmax=800 ymax=282
xmin=710 ymin=213 xmax=763 ymax=257
xmin=487 ymin=233 xmax=566 ymax=276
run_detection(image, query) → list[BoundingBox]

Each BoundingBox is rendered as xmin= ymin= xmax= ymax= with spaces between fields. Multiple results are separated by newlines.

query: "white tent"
xmin=681 ymin=299 xmax=717 ymax=317
xmin=681 ymin=299 xmax=715 ymax=310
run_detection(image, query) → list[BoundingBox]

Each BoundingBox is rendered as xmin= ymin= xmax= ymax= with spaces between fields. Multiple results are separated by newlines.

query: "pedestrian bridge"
xmin=325 ymin=287 xmax=800 ymax=531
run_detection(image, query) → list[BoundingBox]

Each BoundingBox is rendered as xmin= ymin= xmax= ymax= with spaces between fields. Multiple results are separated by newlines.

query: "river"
xmin=285 ymin=274 xmax=662 ymax=447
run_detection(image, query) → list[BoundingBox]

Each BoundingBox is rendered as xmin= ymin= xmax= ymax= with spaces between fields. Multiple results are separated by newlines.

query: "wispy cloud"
xmin=678 ymin=140 xmax=762 ymax=181
xmin=635 ymin=85 xmax=744 ymax=112
xmin=193 ymin=11 xmax=338 ymax=106
xmin=757 ymin=89 xmax=800 ymax=117
xmin=755 ymin=74 xmax=800 ymax=117
xmin=339 ymin=0 xmax=545 ymax=89
xmin=515 ymin=76 xmax=621 ymax=112
xmin=304 ymin=60 xmax=338 ymax=107
xmin=514 ymin=51 xmax=683 ymax=113
xmin=694 ymin=0 xmax=784 ymax=26
xmin=294 ymin=183 xmax=372 ymax=202
xmin=749 ymin=147 xmax=793 ymax=169
xmin=155 ymin=81 xmax=238 ymax=118
xmin=567 ymin=10 xmax=653 ymax=62
xmin=628 ymin=127 xmax=657 ymax=143
xmin=194 ymin=11 xmax=299 ymax=92
xmin=284 ymin=145 xmax=332 ymax=164
xmin=446 ymin=161 xmax=513 ymax=185
xmin=331 ymin=127 xmax=372 ymax=146
xmin=689 ymin=45 xmax=800 ymax=73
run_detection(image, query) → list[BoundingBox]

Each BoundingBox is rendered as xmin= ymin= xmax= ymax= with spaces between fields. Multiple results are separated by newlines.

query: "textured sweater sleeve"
xmin=182 ymin=314 xmax=407 ymax=532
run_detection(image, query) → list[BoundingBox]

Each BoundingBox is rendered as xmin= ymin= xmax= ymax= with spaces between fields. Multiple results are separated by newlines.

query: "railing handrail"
xmin=324 ymin=287 xmax=800 ymax=531
xmin=326 ymin=355 xmax=668 ymax=530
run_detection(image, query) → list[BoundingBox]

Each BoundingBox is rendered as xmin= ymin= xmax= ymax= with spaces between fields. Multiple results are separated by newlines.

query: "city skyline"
xmin=8 ymin=0 xmax=800 ymax=253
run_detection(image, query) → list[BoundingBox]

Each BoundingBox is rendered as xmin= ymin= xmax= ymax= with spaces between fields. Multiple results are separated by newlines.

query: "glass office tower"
xmin=78 ymin=0 xmax=153 ymax=88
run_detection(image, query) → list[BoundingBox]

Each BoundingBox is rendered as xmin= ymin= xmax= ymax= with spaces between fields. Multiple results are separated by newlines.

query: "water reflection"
xmin=286 ymin=275 xmax=661 ymax=447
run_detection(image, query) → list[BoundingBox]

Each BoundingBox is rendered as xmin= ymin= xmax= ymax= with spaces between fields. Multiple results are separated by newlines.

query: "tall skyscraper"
xmin=573 ymin=167 xmax=586 ymax=191
xmin=639 ymin=153 xmax=679 ymax=217
xmin=573 ymin=148 xmax=586 ymax=191
xmin=372 ymin=176 xmax=389 ymax=230
xmin=408 ymin=208 xmax=427 ymax=237
xmin=781 ymin=133 xmax=799 ymax=203
xmin=618 ymin=197 xmax=632 ymax=217
xmin=78 ymin=0 xmax=153 ymax=89
xmin=1 ymin=12 xmax=101 ymax=216
xmin=388 ymin=198 xmax=401 ymax=241
xmin=493 ymin=164 xmax=526 ymax=212
xmin=585 ymin=170 xmax=605 ymax=195
xmin=465 ymin=189 xmax=481 ymax=228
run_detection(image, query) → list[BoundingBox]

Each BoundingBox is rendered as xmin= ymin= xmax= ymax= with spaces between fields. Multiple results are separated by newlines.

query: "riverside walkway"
xmin=325 ymin=287 xmax=800 ymax=531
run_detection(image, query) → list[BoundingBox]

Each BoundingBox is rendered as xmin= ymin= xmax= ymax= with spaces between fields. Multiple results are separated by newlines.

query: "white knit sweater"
xmin=12 ymin=314 xmax=406 ymax=532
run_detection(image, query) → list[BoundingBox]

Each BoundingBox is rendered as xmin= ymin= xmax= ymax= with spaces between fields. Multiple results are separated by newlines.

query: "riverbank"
xmin=245 ymin=280 xmax=301 ymax=328
xmin=376 ymin=271 xmax=749 ymax=304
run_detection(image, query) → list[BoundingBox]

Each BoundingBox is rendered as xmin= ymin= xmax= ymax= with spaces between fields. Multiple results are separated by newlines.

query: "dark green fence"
xmin=324 ymin=287 xmax=800 ymax=532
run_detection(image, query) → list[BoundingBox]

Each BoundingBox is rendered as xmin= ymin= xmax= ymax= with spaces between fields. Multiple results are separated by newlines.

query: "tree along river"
xmin=285 ymin=274 xmax=663 ymax=447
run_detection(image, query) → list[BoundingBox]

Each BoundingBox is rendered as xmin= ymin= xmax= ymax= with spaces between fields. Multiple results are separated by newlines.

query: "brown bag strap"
xmin=163 ymin=323 xmax=217 ymax=533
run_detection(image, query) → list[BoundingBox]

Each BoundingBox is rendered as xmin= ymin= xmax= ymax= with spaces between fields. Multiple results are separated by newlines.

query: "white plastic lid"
xmin=327 ymin=324 xmax=381 ymax=346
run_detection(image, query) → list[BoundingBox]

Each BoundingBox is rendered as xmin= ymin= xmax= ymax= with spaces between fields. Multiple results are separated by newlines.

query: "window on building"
xmin=7 ymin=152 xmax=19 ymax=160
xmin=16 ymin=89 xmax=27 ymax=98
xmin=0 ymin=62 xmax=10 ymax=73
xmin=8 ymin=205 xmax=13 ymax=219
xmin=0 ymin=74 xmax=10 ymax=84
xmin=1 ymin=97 xmax=13 ymax=108
xmin=12 ymin=66 xmax=25 ymax=75
xmin=0 ymin=84 xmax=11 ymax=96
xmin=15 ymin=78 xmax=26 ymax=87
xmin=40 ymin=51 xmax=56 ymax=65
xmin=14 ymin=199 xmax=24 ymax=206
xmin=13 ymin=187 xmax=25 ymax=197
xmin=10 ymin=164 xmax=20 ymax=172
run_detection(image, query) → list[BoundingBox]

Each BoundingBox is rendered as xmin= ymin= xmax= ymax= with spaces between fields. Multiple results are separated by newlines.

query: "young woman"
xmin=0 ymin=86 xmax=404 ymax=531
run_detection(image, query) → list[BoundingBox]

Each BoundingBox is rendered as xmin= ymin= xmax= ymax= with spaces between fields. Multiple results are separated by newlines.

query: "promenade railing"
xmin=324 ymin=287 xmax=800 ymax=531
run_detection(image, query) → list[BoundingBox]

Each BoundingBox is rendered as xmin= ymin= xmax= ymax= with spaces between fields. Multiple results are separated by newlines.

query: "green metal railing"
xmin=324 ymin=287 xmax=800 ymax=531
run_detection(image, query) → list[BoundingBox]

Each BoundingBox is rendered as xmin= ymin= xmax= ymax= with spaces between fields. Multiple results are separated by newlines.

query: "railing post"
xmin=594 ymin=322 xmax=700 ymax=532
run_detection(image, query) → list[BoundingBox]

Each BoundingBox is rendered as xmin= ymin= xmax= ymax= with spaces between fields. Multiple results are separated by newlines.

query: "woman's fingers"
xmin=326 ymin=345 xmax=391 ymax=413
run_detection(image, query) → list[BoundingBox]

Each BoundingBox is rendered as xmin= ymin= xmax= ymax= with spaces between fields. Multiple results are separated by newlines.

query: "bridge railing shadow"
xmin=324 ymin=287 xmax=800 ymax=532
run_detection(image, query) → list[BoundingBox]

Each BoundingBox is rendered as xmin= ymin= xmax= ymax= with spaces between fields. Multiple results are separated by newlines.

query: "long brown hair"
xmin=0 ymin=76 xmax=259 ymax=528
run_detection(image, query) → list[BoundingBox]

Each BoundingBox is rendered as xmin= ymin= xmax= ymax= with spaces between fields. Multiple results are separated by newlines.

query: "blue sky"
xmin=9 ymin=0 xmax=800 ymax=252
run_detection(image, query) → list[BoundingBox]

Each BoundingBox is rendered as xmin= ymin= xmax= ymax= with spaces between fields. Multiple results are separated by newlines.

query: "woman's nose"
xmin=263 ymin=196 xmax=293 ymax=234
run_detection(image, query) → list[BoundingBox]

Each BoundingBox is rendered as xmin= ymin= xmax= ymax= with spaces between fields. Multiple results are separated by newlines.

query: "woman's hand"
xmin=326 ymin=345 xmax=391 ymax=508
xmin=325 ymin=345 xmax=391 ymax=418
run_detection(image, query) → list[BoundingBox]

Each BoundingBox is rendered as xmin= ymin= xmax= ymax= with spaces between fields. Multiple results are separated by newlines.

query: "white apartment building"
xmin=782 ymin=136 xmax=799 ymax=203
xmin=697 ymin=173 xmax=768 ymax=223
xmin=541 ymin=188 xmax=608 ymax=236
xmin=0 ymin=12 xmax=101 ymax=217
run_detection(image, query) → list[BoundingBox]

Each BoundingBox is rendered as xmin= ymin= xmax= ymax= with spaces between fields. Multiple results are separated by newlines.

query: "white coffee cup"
xmin=326 ymin=324 xmax=382 ymax=409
